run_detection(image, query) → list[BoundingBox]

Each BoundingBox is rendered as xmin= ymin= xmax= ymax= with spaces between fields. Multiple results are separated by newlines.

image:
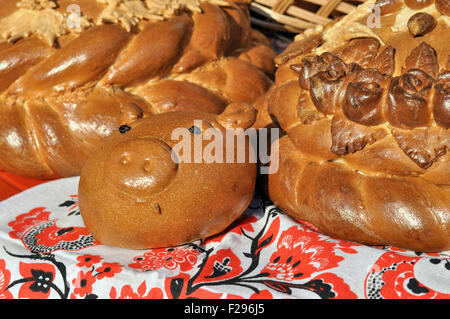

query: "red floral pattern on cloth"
xmin=76 ymin=255 xmax=103 ymax=268
xmin=70 ymin=258 xmax=124 ymax=299
xmin=72 ymin=270 xmax=96 ymax=298
xmin=0 ymin=259 xmax=13 ymax=299
xmin=0 ymin=177 xmax=449 ymax=299
xmin=196 ymin=248 xmax=244 ymax=283
xmin=365 ymin=252 xmax=450 ymax=299
xmin=262 ymin=226 xmax=346 ymax=280
xmin=8 ymin=207 xmax=98 ymax=253
xmin=17 ymin=262 xmax=56 ymax=299
xmin=129 ymin=246 xmax=202 ymax=272
xmin=109 ymin=281 xmax=164 ymax=299
xmin=8 ymin=207 xmax=50 ymax=240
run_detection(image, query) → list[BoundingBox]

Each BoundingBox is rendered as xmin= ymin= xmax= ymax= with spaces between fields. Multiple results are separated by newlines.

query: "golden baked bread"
xmin=0 ymin=0 xmax=274 ymax=179
xmin=78 ymin=103 xmax=257 ymax=249
xmin=265 ymin=0 xmax=449 ymax=252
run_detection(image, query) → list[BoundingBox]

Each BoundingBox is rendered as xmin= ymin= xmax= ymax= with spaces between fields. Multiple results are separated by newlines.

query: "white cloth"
xmin=0 ymin=177 xmax=449 ymax=299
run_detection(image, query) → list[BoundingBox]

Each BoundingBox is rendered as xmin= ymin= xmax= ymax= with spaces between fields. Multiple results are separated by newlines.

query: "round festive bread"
xmin=264 ymin=0 xmax=450 ymax=252
xmin=0 ymin=0 xmax=274 ymax=179
xmin=78 ymin=103 xmax=257 ymax=249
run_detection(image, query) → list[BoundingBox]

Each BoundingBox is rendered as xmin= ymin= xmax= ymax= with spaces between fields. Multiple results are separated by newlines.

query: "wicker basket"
xmin=250 ymin=0 xmax=369 ymax=33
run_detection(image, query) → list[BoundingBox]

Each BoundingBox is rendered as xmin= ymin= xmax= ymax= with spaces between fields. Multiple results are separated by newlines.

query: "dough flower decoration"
xmin=0 ymin=0 xmax=231 ymax=45
xmin=96 ymin=0 xmax=231 ymax=31
xmin=0 ymin=0 xmax=91 ymax=45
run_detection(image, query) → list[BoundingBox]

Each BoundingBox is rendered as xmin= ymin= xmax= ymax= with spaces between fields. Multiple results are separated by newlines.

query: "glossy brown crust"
xmin=408 ymin=12 xmax=437 ymax=37
xmin=0 ymin=0 xmax=274 ymax=179
xmin=0 ymin=38 xmax=54 ymax=91
xmin=404 ymin=0 xmax=435 ymax=10
xmin=135 ymin=80 xmax=228 ymax=114
xmin=79 ymin=105 xmax=257 ymax=249
xmin=375 ymin=0 xmax=405 ymax=15
xmin=269 ymin=136 xmax=450 ymax=252
xmin=435 ymin=0 xmax=450 ymax=15
xmin=265 ymin=0 xmax=450 ymax=252
xmin=9 ymin=24 xmax=132 ymax=95
xmin=434 ymin=71 xmax=450 ymax=128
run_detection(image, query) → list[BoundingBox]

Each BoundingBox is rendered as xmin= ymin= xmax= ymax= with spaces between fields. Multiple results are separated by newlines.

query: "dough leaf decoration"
xmin=404 ymin=42 xmax=439 ymax=78
xmin=0 ymin=0 xmax=229 ymax=45
xmin=0 ymin=0 xmax=91 ymax=46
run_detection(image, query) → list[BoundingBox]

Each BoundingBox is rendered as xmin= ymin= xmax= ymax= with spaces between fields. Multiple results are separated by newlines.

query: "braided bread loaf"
xmin=264 ymin=0 xmax=450 ymax=252
xmin=0 ymin=0 xmax=274 ymax=179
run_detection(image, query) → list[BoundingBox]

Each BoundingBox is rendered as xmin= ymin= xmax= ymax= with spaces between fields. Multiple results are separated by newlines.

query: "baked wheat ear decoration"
xmin=0 ymin=0 xmax=231 ymax=46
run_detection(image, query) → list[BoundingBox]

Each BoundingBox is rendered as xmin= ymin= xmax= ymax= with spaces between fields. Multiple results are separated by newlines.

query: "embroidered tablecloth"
xmin=0 ymin=177 xmax=449 ymax=299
